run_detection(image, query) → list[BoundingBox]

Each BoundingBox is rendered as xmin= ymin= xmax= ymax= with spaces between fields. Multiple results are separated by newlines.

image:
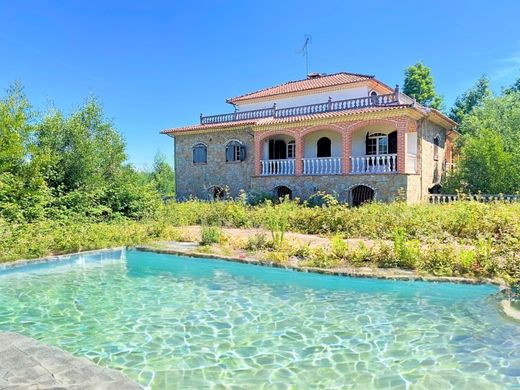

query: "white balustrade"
xmin=260 ymin=159 xmax=295 ymax=176
xmin=350 ymin=154 xmax=398 ymax=174
xmin=302 ymin=157 xmax=342 ymax=175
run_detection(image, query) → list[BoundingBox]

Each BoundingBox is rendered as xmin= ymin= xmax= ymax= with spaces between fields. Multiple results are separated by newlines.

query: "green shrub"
xmin=245 ymin=232 xmax=272 ymax=251
xmin=200 ymin=225 xmax=222 ymax=246
xmin=419 ymin=246 xmax=457 ymax=276
xmin=330 ymin=234 xmax=348 ymax=259
xmin=304 ymin=246 xmax=339 ymax=268
xmin=392 ymin=228 xmax=420 ymax=269
xmin=306 ymin=191 xmax=338 ymax=208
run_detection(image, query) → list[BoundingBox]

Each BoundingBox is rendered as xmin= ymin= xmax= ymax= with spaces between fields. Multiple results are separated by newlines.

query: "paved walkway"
xmin=0 ymin=332 xmax=141 ymax=389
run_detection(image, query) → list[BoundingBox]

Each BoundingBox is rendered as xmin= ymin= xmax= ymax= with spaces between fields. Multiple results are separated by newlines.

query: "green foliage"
xmin=330 ymin=234 xmax=348 ymax=259
xmin=444 ymin=86 xmax=520 ymax=194
xmin=449 ymin=75 xmax=492 ymax=123
xmin=150 ymin=152 xmax=175 ymax=197
xmin=261 ymin=198 xmax=292 ymax=248
xmin=391 ymin=227 xmax=420 ymax=269
xmin=403 ymin=62 xmax=443 ymax=109
xmin=0 ymin=84 xmax=162 ymax=222
xmin=306 ymin=191 xmax=339 ymax=208
xmin=200 ymin=225 xmax=222 ymax=246
xmin=245 ymin=232 xmax=272 ymax=251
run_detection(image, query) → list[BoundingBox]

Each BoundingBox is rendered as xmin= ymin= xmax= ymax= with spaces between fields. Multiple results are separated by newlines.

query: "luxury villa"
xmin=162 ymin=72 xmax=457 ymax=205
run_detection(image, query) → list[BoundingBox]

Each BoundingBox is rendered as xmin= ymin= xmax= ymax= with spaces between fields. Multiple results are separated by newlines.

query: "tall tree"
xmin=504 ymin=77 xmax=520 ymax=95
xmin=151 ymin=152 xmax=175 ymax=196
xmin=449 ymin=75 xmax=492 ymax=124
xmin=403 ymin=62 xmax=443 ymax=109
xmin=443 ymin=91 xmax=520 ymax=194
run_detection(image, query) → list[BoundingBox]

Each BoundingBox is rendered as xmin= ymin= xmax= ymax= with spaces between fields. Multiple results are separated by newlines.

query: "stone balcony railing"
xmin=260 ymin=155 xmax=400 ymax=176
xmin=201 ymin=92 xmax=401 ymax=125
xmin=302 ymin=157 xmax=342 ymax=175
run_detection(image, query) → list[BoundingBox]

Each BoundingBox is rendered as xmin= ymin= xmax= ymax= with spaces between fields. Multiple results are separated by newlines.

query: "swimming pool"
xmin=0 ymin=249 xmax=519 ymax=389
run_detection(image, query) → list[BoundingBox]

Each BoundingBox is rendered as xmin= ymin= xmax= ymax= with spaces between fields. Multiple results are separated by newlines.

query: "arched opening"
xmin=317 ymin=137 xmax=331 ymax=158
xmin=370 ymin=91 xmax=378 ymax=97
xmin=274 ymin=185 xmax=292 ymax=200
xmin=350 ymin=185 xmax=374 ymax=207
xmin=269 ymin=139 xmax=287 ymax=160
xmin=212 ymin=186 xmax=225 ymax=201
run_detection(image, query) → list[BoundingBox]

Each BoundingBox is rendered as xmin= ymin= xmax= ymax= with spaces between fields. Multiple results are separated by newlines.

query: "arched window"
xmin=350 ymin=185 xmax=375 ymax=207
xmin=317 ymin=137 xmax=331 ymax=158
xmin=226 ymin=140 xmax=246 ymax=162
xmin=370 ymin=91 xmax=378 ymax=97
xmin=211 ymin=186 xmax=225 ymax=200
xmin=433 ymin=135 xmax=440 ymax=161
xmin=366 ymin=132 xmax=388 ymax=155
xmin=274 ymin=185 xmax=292 ymax=200
xmin=192 ymin=143 xmax=207 ymax=164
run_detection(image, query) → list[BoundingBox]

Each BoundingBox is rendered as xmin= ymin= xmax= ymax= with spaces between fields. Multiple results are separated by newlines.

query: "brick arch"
xmin=255 ymin=129 xmax=298 ymax=144
xmin=300 ymin=124 xmax=346 ymax=138
xmin=346 ymin=118 xmax=400 ymax=134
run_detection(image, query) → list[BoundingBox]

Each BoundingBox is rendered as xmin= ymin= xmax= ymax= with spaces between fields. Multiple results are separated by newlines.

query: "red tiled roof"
xmin=161 ymin=105 xmax=414 ymax=135
xmin=161 ymin=119 xmax=257 ymax=134
xmin=227 ymin=72 xmax=374 ymax=104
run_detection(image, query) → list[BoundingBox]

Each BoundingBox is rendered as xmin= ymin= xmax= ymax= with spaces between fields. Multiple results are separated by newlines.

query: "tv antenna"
xmin=299 ymin=35 xmax=312 ymax=75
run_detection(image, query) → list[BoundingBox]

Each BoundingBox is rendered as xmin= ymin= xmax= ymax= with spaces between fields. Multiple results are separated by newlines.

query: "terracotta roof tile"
xmin=161 ymin=105 xmax=414 ymax=134
xmin=227 ymin=72 xmax=374 ymax=103
xmin=161 ymin=119 xmax=256 ymax=134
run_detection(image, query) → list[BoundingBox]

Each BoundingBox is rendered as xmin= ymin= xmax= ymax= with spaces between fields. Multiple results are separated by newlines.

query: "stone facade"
xmin=172 ymin=116 xmax=451 ymax=204
xmin=251 ymin=174 xmax=409 ymax=202
xmin=175 ymin=128 xmax=255 ymax=199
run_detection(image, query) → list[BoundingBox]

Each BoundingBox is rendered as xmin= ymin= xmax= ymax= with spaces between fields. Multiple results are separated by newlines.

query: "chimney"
xmin=307 ymin=72 xmax=321 ymax=79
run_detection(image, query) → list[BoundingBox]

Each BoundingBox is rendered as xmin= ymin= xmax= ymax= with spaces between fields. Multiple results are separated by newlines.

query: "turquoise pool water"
xmin=0 ymin=249 xmax=519 ymax=389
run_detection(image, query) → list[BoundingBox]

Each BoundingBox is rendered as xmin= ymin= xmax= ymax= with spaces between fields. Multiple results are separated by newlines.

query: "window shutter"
xmin=239 ymin=145 xmax=246 ymax=161
xmin=365 ymin=132 xmax=370 ymax=155
xmin=226 ymin=145 xmax=234 ymax=162
xmin=201 ymin=147 xmax=207 ymax=163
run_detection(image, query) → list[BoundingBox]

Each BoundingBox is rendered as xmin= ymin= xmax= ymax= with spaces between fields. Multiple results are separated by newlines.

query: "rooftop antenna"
xmin=299 ymin=35 xmax=312 ymax=76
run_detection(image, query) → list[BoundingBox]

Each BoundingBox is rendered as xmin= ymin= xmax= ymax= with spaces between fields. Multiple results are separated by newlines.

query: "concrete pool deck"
xmin=0 ymin=332 xmax=141 ymax=389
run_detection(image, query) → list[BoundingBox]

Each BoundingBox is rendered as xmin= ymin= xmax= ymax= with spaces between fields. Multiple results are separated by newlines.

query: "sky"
xmin=1 ymin=1 xmax=520 ymax=169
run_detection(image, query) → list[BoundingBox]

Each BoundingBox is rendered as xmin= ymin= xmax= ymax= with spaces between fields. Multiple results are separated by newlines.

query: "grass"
xmin=1 ymin=199 xmax=519 ymax=285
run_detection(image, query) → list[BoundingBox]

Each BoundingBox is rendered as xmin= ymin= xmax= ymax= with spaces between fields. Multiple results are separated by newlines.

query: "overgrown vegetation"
xmin=1 ymin=82 xmax=519 ymax=286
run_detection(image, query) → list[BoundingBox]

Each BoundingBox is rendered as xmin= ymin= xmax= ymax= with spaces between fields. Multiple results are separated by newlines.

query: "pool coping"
xmin=134 ymin=245 xmax=507 ymax=289
xmin=0 ymin=332 xmax=142 ymax=389
xmin=0 ymin=247 xmax=126 ymax=271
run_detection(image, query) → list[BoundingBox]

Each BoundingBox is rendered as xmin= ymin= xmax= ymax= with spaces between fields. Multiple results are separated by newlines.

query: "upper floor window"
xmin=433 ymin=135 xmax=440 ymax=161
xmin=287 ymin=140 xmax=295 ymax=159
xmin=370 ymin=91 xmax=378 ymax=97
xmin=192 ymin=142 xmax=207 ymax=164
xmin=366 ymin=132 xmax=388 ymax=155
xmin=225 ymin=140 xmax=246 ymax=162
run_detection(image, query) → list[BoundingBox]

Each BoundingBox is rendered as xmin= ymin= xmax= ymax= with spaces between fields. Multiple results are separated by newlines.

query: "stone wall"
xmin=419 ymin=120 xmax=447 ymax=198
xmin=172 ymin=117 xmax=448 ymax=203
xmin=174 ymin=128 xmax=255 ymax=199
xmin=251 ymin=174 xmax=409 ymax=203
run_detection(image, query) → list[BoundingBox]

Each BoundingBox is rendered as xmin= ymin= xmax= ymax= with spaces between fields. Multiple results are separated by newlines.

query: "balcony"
xmin=303 ymin=157 xmax=342 ymax=175
xmin=200 ymin=92 xmax=400 ymax=125
xmin=260 ymin=159 xmax=295 ymax=176
xmin=350 ymin=154 xmax=398 ymax=174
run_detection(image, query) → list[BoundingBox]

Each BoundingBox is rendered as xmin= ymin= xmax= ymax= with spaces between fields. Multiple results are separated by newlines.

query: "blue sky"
xmin=1 ymin=1 xmax=520 ymax=169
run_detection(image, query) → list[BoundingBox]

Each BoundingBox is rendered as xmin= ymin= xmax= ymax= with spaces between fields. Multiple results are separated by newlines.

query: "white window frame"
xmin=225 ymin=139 xmax=244 ymax=162
xmin=367 ymin=132 xmax=388 ymax=155
xmin=287 ymin=140 xmax=295 ymax=159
